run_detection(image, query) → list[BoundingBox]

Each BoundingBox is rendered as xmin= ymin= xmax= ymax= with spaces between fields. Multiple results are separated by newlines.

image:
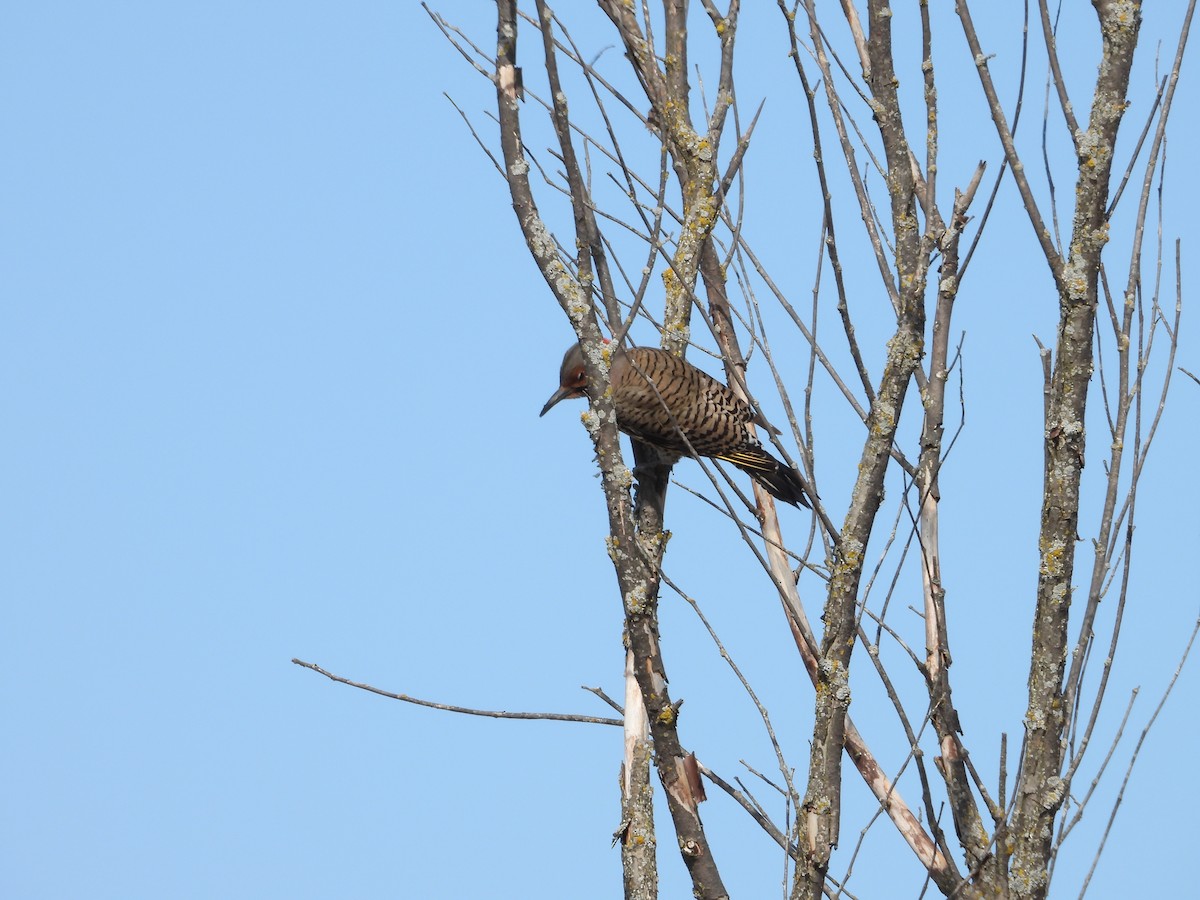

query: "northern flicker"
xmin=540 ymin=343 xmax=810 ymax=508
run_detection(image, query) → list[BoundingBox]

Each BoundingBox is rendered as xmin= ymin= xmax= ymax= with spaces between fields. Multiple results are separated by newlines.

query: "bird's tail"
xmin=721 ymin=449 xmax=811 ymax=508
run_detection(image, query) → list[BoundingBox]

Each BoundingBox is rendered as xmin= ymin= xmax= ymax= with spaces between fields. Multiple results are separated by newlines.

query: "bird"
xmin=540 ymin=342 xmax=810 ymax=507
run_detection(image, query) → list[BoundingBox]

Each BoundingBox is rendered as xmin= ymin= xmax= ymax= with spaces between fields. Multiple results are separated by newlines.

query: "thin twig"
xmin=292 ymin=659 xmax=622 ymax=726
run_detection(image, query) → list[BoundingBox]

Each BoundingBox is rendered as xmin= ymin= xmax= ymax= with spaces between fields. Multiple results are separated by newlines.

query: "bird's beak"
xmin=539 ymin=386 xmax=575 ymax=417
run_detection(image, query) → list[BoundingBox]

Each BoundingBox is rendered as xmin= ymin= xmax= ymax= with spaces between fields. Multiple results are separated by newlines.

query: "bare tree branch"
xmin=292 ymin=659 xmax=622 ymax=725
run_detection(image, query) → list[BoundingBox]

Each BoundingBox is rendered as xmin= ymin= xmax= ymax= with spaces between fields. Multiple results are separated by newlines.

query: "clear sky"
xmin=3 ymin=3 xmax=1197 ymax=898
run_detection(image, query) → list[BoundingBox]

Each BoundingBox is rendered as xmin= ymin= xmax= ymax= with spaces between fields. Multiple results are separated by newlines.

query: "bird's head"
xmin=539 ymin=343 xmax=590 ymax=417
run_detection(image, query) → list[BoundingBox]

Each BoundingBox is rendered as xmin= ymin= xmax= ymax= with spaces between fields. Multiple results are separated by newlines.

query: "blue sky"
xmin=3 ymin=3 xmax=1197 ymax=898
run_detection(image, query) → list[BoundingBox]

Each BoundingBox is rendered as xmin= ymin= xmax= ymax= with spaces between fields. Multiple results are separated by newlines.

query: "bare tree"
xmin=300 ymin=3 xmax=1197 ymax=897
